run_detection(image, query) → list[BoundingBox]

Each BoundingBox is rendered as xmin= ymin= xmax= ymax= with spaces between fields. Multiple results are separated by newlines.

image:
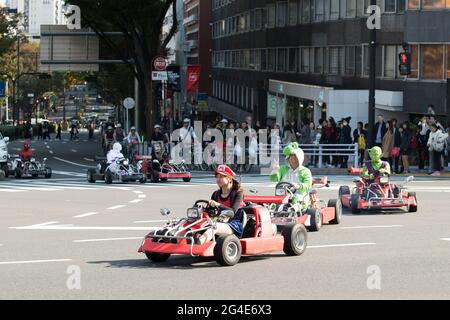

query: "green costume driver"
xmin=270 ymin=142 xmax=313 ymax=212
xmin=362 ymin=147 xmax=391 ymax=181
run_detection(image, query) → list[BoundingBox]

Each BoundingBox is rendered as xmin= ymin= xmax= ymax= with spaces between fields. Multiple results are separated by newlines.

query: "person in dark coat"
xmin=374 ymin=114 xmax=387 ymax=148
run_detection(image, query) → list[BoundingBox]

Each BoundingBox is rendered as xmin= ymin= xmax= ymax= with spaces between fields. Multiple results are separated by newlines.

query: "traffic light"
xmin=399 ymin=52 xmax=411 ymax=76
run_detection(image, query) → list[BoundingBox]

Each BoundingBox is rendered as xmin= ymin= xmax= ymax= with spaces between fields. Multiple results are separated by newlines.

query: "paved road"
xmin=1 ymin=134 xmax=450 ymax=299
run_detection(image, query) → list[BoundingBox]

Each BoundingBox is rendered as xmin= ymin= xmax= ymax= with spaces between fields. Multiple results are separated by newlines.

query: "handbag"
xmin=392 ymin=147 xmax=400 ymax=157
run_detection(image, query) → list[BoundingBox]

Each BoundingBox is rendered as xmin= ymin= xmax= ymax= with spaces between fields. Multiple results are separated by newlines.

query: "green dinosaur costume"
xmin=362 ymin=147 xmax=391 ymax=180
xmin=270 ymin=142 xmax=313 ymax=212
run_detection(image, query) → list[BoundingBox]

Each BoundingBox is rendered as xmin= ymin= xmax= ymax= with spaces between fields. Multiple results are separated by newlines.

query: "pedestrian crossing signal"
xmin=399 ymin=52 xmax=411 ymax=76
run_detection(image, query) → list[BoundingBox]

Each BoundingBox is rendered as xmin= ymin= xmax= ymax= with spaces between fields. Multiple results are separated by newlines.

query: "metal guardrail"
xmin=136 ymin=141 xmax=360 ymax=169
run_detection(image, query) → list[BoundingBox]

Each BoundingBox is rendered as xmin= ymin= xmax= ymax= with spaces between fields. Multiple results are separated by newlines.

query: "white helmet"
xmin=113 ymin=142 xmax=122 ymax=153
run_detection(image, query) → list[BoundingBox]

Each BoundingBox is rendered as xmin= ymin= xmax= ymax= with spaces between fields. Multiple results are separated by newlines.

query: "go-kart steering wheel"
xmin=276 ymin=182 xmax=297 ymax=192
xmin=194 ymin=200 xmax=220 ymax=217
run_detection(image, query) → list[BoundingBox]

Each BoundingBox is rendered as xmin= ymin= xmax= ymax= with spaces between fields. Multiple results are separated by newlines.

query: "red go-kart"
xmin=244 ymin=177 xmax=342 ymax=232
xmin=135 ymin=141 xmax=192 ymax=183
xmin=339 ymin=172 xmax=418 ymax=214
xmin=138 ymin=200 xmax=307 ymax=266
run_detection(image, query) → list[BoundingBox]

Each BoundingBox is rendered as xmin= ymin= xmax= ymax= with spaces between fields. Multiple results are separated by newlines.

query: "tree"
xmin=67 ymin=0 xmax=178 ymax=138
xmin=0 ymin=8 xmax=21 ymax=62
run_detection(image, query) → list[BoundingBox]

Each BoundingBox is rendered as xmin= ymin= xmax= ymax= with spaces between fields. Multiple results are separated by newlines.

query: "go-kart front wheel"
xmin=15 ymin=168 xmax=23 ymax=179
xmin=145 ymin=252 xmax=171 ymax=263
xmin=139 ymin=175 xmax=147 ymax=184
xmin=328 ymin=199 xmax=343 ymax=225
xmin=87 ymin=169 xmax=96 ymax=183
xmin=105 ymin=171 xmax=113 ymax=184
xmin=282 ymin=223 xmax=307 ymax=256
xmin=307 ymin=208 xmax=322 ymax=232
xmin=408 ymin=192 xmax=418 ymax=213
xmin=44 ymin=168 xmax=52 ymax=179
xmin=351 ymin=194 xmax=361 ymax=214
xmin=214 ymin=235 xmax=242 ymax=267
xmin=183 ymin=177 xmax=191 ymax=182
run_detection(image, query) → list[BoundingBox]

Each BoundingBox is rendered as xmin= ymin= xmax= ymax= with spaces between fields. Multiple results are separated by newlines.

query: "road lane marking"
xmin=74 ymin=237 xmax=143 ymax=243
xmin=53 ymin=157 xmax=94 ymax=168
xmin=73 ymin=212 xmax=99 ymax=218
xmin=341 ymin=225 xmax=403 ymax=230
xmin=0 ymin=185 xmax=61 ymax=191
xmin=138 ymin=195 xmax=146 ymax=198
xmin=71 ymin=149 xmax=78 ymax=153
xmin=129 ymin=199 xmax=143 ymax=204
xmin=49 ymin=151 xmax=54 ymax=154
xmin=0 ymin=259 xmax=72 ymax=265
xmin=10 ymin=225 xmax=160 ymax=231
xmin=134 ymin=220 xmax=169 ymax=224
xmin=0 ymin=189 xmax=26 ymax=193
xmin=107 ymin=205 xmax=126 ymax=210
xmin=133 ymin=191 xmax=143 ymax=194
xmin=46 ymin=145 xmax=50 ymax=149
xmin=441 ymin=238 xmax=450 ymax=241
xmin=83 ymin=158 xmax=95 ymax=162
xmin=309 ymin=243 xmax=376 ymax=249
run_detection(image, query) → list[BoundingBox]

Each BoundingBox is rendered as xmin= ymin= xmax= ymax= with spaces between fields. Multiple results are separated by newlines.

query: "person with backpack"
xmin=427 ymin=124 xmax=448 ymax=176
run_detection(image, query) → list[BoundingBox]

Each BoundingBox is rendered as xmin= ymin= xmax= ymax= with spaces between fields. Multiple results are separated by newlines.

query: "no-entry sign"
xmin=153 ymin=56 xmax=168 ymax=71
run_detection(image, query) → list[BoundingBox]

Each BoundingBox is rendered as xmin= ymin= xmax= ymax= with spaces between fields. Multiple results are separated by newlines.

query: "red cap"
xmin=215 ymin=165 xmax=236 ymax=179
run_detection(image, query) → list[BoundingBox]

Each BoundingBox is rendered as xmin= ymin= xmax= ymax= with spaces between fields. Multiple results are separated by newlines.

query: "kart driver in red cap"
xmin=196 ymin=165 xmax=245 ymax=244
xmin=19 ymin=140 xmax=34 ymax=162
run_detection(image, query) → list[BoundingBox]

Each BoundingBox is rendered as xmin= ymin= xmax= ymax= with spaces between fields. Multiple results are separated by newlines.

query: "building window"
xmin=329 ymin=47 xmax=339 ymax=74
xmin=423 ymin=0 xmax=446 ymax=9
xmin=408 ymin=44 xmax=419 ymax=79
xmin=346 ymin=0 xmax=356 ymax=17
xmin=302 ymin=0 xmax=311 ymax=24
xmin=311 ymin=0 xmax=325 ymax=22
xmin=301 ymin=48 xmax=310 ymax=73
xmin=384 ymin=45 xmax=396 ymax=78
xmin=330 ymin=0 xmax=340 ymax=20
xmin=397 ymin=0 xmax=406 ymax=12
xmin=268 ymin=4 xmax=276 ymax=28
xmin=422 ymin=44 xmax=444 ymax=80
xmin=345 ymin=46 xmax=356 ymax=75
xmin=255 ymin=9 xmax=263 ymax=29
xmin=277 ymin=2 xmax=288 ymax=27
xmin=289 ymin=48 xmax=298 ymax=72
xmin=314 ymin=47 xmax=323 ymax=73
xmin=261 ymin=49 xmax=267 ymax=71
xmin=289 ymin=1 xmax=298 ymax=25
xmin=277 ymin=48 xmax=288 ymax=72
xmin=355 ymin=45 xmax=362 ymax=76
xmin=268 ymin=48 xmax=276 ymax=71
xmin=384 ymin=0 xmax=396 ymax=12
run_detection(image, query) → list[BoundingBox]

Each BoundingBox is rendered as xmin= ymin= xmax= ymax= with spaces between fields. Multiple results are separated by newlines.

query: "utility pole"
xmin=13 ymin=33 xmax=20 ymax=125
xmin=367 ymin=0 xmax=377 ymax=148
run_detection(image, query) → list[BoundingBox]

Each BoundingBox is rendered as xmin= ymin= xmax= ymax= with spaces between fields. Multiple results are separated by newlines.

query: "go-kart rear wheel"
xmin=44 ymin=168 xmax=52 ymax=179
xmin=151 ymin=170 xmax=160 ymax=183
xmin=307 ymin=208 xmax=322 ymax=232
xmin=214 ymin=235 xmax=242 ymax=267
xmin=282 ymin=223 xmax=307 ymax=256
xmin=339 ymin=186 xmax=351 ymax=201
xmin=87 ymin=169 xmax=96 ymax=183
xmin=145 ymin=252 xmax=171 ymax=263
xmin=408 ymin=192 xmax=418 ymax=213
xmin=328 ymin=199 xmax=343 ymax=225
xmin=351 ymin=194 xmax=361 ymax=214
xmin=183 ymin=177 xmax=191 ymax=182
xmin=105 ymin=171 xmax=113 ymax=185
xmin=15 ymin=168 xmax=23 ymax=179
xmin=139 ymin=175 xmax=147 ymax=184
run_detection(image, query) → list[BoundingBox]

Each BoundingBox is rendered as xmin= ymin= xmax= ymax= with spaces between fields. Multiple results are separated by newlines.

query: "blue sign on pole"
xmin=0 ymin=81 xmax=5 ymax=98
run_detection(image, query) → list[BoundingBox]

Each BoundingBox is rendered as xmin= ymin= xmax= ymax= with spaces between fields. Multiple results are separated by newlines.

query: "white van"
xmin=0 ymin=131 xmax=10 ymax=170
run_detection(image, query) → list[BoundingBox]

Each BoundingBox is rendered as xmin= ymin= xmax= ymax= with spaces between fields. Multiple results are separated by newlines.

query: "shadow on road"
xmin=87 ymin=253 xmax=290 ymax=270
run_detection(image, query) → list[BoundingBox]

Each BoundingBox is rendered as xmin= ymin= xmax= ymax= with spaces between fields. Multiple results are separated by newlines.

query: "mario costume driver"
xmin=270 ymin=142 xmax=313 ymax=213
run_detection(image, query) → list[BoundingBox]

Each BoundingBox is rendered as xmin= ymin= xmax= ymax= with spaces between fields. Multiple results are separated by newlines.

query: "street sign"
xmin=153 ymin=56 xmax=168 ymax=71
xmin=0 ymin=82 xmax=5 ymax=98
xmin=123 ymin=97 xmax=135 ymax=110
xmin=152 ymin=71 xmax=168 ymax=81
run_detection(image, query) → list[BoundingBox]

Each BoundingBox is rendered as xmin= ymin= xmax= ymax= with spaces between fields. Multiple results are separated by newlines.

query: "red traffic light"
xmin=400 ymin=53 xmax=408 ymax=63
